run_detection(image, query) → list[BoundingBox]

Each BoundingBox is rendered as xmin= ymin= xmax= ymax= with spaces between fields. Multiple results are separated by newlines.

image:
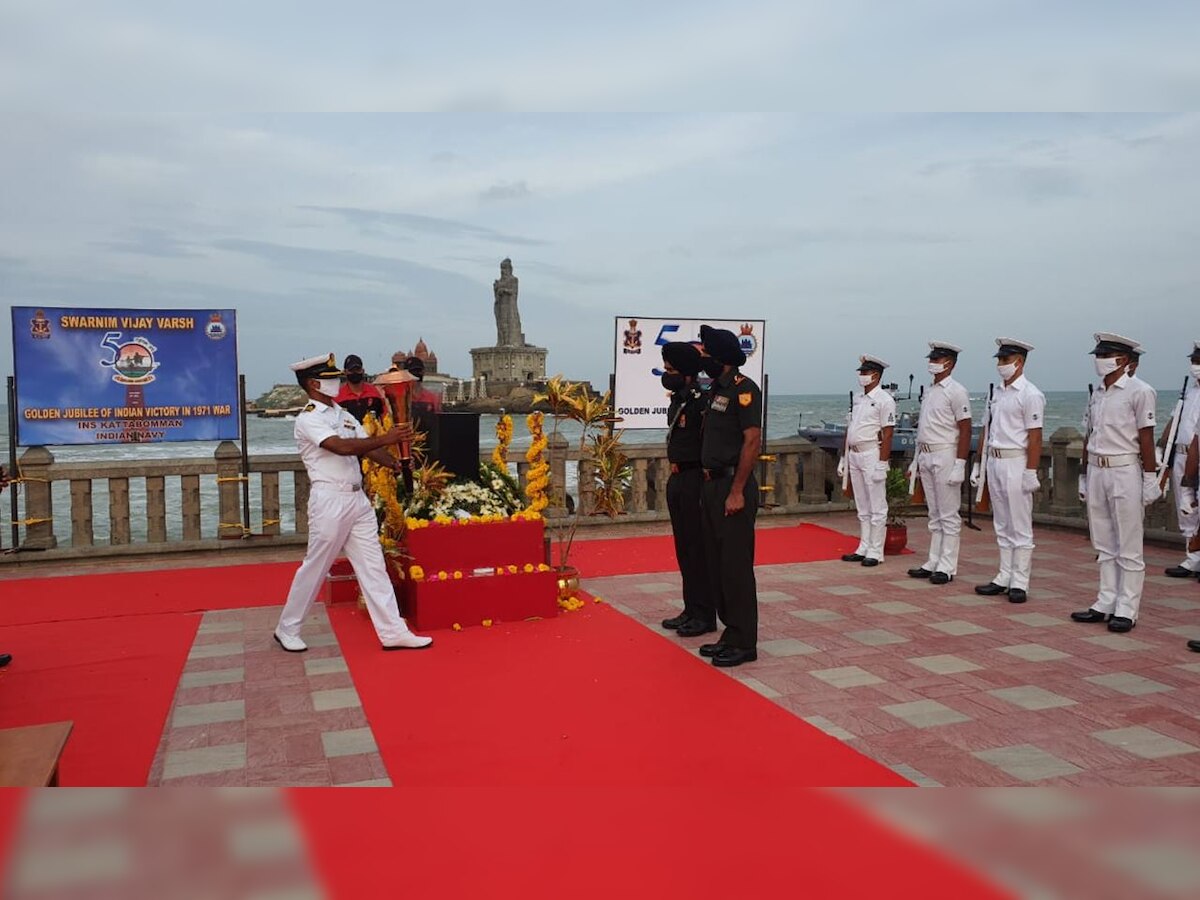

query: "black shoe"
xmin=861 ymin=558 xmax=881 ymax=568
xmin=1187 ymin=639 xmax=1200 ymax=653
xmin=661 ymin=613 xmax=690 ymax=630
xmin=1007 ymin=589 xmax=1028 ymax=604
xmin=1107 ymin=616 xmax=1135 ymax=633
xmin=1070 ymin=609 xmax=1108 ymax=623
xmin=699 ymin=642 xmax=726 ymax=658
xmin=712 ymin=647 xmax=757 ymax=668
xmin=841 ymin=553 xmax=865 ymax=562
xmin=907 ymin=567 xmax=933 ymax=579
xmin=0 ymin=653 xmax=10 ymax=668
xmin=975 ymin=582 xmax=1008 ymax=596
xmin=676 ymin=619 xmax=717 ymax=638
xmin=929 ymin=572 xmax=953 ymax=585
xmin=1165 ymin=566 xmax=1195 ymax=578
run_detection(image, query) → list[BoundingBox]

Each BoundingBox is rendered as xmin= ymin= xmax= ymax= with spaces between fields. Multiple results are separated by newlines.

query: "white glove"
xmin=1154 ymin=446 xmax=1165 ymax=468
xmin=1021 ymin=469 xmax=1040 ymax=494
xmin=906 ymin=458 xmax=918 ymax=479
xmin=947 ymin=459 xmax=966 ymax=486
xmin=871 ymin=461 xmax=888 ymax=484
xmin=1179 ymin=487 xmax=1197 ymax=515
xmin=1079 ymin=471 xmax=1088 ymax=502
xmin=1142 ymin=472 xmax=1162 ymax=506
xmin=969 ymin=463 xmax=981 ymax=488
xmin=836 ymin=458 xmax=846 ymax=479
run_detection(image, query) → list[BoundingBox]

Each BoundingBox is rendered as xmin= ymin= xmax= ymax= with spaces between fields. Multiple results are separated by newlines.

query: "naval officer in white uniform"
xmin=1070 ymin=333 xmax=1160 ymax=632
xmin=973 ymin=338 xmax=1045 ymax=604
xmin=274 ymin=354 xmax=432 ymax=652
xmin=907 ymin=341 xmax=972 ymax=585
xmin=1161 ymin=341 xmax=1200 ymax=578
xmin=839 ymin=355 xmax=896 ymax=567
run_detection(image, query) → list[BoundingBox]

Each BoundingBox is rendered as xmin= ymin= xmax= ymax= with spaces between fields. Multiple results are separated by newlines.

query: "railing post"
xmin=69 ymin=479 xmax=94 ymax=547
xmin=798 ymin=439 xmax=827 ymax=504
xmin=547 ymin=432 xmax=569 ymax=518
xmin=18 ymin=446 xmax=57 ymax=550
xmin=215 ymin=441 xmax=244 ymax=539
xmin=629 ymin=458 xmax=648 ymax=513
xmin=653 ymin=458 xmax=671 ymax=514
xmin=1049 ymin=426 xmax=1082 ymax=516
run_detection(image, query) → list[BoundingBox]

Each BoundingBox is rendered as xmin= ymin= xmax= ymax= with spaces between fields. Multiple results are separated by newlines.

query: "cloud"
xmin=479 ymin=180 xmax=532 ymax=202
xmin=296 ymin=205 xmax=548 ymax=246
xmin=93 ymin=227 xmax=206 ymax=259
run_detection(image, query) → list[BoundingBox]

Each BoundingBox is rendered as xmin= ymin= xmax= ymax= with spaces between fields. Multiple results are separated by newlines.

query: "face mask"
xmin=1094 ymin=357 xmax=1121 ymax=377
xmin=346 ymin=372 xmax=364 ymax=385
xmin=1191 ymin=364 xmax=1200 ymax=380
xmin=857 ymin=374 xmax=875 ymax=388
xmin=661 ymin=373 xmax=687 ymax=392
xmin=316 ymin=378 xmax=340 ymax=397
xmin=997 ymin=362 xmax=1018 ymax=380
xmin=927 ymin=362 xmax=947 ymax=376
xmin=701 ymin=358 xmax=724 ymax=378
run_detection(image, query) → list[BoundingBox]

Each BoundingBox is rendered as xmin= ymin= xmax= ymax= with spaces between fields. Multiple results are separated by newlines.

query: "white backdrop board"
xmin=612 ymin=317 xmax=766 ymax=429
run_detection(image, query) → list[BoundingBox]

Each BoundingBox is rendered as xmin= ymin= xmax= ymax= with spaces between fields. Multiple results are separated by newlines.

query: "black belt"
xmin=702 ymin=466 xmax=735 ymax=481
xmin=670 ymin=460 xmax=701 ymax=473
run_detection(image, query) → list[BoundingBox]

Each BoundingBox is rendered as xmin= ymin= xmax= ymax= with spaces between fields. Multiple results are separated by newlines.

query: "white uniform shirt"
xmin=848 ymin=386 xmax=897 ymax=446
xmin=1177 ymin=378 xmax=1200 ymax=447
xmin=916 ymin=376 xmax=971 ymax=445
xmin=986 ymin=375 xmax=1046 ymax=451
xmin=1086 ymin=373 xmax=1156 ymax=456
xmin=294 ymin=401 xmax=366 ymax=486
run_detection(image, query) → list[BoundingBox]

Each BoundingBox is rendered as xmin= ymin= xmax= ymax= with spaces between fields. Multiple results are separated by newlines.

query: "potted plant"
xmin=884 ymin=465 xmax=910 ymax=555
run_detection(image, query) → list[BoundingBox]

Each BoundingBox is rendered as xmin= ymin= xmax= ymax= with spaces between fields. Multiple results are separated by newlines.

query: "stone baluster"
xmin=109 ymin=477 xmax=131 ymax=544
xmin=146 ymin=475 xmax=167 ymax=543
xmin=215 ymin=441 xmax=244 ymax=539
xmin=1048 ymin=427 xmax=1082 ymax=516
xmin=294 ymin=469 xmax=311 ymax=534
xmin=181 ymin=475 xmax=202 ymax=540
xmin=578 ymin=458 xmax=596 ymax=516
xmin=652 ymin=458 xmax=671 ymax=514
xmin=261 ymin=472 xmax=281 ymax=536
xmin=776 ymin=451 xmax=800 ymax=507
xmin=629 ymin=459 xmax=648 ymax=513
xmin=18 ymin=446 xmax=56 ymax=550
xmin=798 ymin=439 xmax=828 ymax=504
xmin=547 ymin=432 xmax=569 ymax=518
xmin=70 ymin=478 xmax=94 ymax=547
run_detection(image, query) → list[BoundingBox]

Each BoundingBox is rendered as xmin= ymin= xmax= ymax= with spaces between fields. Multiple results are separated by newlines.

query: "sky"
xmin=2 ymin=1 xmax=1199 ymax=397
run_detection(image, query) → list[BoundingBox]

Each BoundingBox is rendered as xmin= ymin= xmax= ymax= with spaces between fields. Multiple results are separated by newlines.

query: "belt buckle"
xmin=1098 ymin=457 xmax=1110 ymax=468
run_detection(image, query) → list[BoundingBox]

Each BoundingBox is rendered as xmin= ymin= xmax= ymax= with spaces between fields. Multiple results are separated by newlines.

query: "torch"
xmin=373 ymin=368 xmax=418 ymax=494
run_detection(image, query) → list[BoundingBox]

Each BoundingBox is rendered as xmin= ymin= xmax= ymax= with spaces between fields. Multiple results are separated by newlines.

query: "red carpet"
xmin=291 ymin=788 xmax=1007 ymax=899
xmin=0 ymin=560 xmax=297 ymax=627
xmin=0 ymin=612 xmax=198 ymax=786
xmin=328 ymin=600 xmax=907 ymax=788
xmin=570 ymin=522 xmax=862 ymax=577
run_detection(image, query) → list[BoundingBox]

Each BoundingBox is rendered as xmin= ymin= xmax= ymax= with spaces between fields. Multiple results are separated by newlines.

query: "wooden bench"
xmin=0 ymin=721 xmax=73 ymax=786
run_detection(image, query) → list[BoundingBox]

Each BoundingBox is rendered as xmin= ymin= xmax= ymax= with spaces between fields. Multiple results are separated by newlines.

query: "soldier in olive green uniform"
xmin=659 ymin=342 xmax=716 ymax=637
xmin=695 ymin=325 xmax=763 ymax=668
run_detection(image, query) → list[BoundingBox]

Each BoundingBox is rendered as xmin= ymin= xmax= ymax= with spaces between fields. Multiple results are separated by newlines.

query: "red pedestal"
xmin=403 ymin=519 xmax=546 ymax=573
xmin=404 ymin=570 xmax=559 ymax=631
xmin=320 ymin=558 xmax=359 ymax=604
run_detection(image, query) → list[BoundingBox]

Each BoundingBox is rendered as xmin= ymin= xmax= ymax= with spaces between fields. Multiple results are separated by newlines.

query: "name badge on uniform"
xmin=711 ymin=395 xmax=730 ymax=413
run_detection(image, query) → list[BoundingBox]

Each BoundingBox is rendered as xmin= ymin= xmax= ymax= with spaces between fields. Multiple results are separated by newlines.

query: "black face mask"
xmin=661 ymin=373 xmax=687 ymax=392
xmin=700 ymin=358 xmax=725 ymax=378
xmin=347 ymin=372 xmax=364 ymax=385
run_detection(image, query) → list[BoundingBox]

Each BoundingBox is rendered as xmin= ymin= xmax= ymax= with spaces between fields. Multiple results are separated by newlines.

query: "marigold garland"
xmin=524 ymin=411 xmax=550 ymax=514
xmin=492 ymin=414 xmax=514 ymax=469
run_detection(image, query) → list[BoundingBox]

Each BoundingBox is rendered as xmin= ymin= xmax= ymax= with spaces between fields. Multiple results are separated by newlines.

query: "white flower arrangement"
xmin=405 ymin=463 xmax=525 ymax=520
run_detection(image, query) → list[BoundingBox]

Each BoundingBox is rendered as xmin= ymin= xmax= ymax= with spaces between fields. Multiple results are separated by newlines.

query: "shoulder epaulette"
xmin=303 ymin=402 xmax=316 ymax=412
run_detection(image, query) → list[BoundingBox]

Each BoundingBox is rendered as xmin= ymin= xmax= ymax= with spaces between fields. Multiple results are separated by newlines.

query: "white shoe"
xmin=273 ymin=630 xmax=307 ymax=652
xmin=381 ymin=631 xmax=433 ymax=651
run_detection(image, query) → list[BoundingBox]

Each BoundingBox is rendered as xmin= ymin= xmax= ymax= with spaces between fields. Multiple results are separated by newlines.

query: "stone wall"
xmin=470 ymin=346 xmax=548 ymax=387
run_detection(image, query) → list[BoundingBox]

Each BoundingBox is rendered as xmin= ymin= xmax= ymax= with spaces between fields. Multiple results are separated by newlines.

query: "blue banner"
xmin=12 ymin=307 xmax=240 ymax=446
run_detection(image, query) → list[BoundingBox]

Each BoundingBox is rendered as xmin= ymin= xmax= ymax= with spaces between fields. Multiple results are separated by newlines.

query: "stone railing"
xmin=1 ymin=428 xmax=1182 ymax=562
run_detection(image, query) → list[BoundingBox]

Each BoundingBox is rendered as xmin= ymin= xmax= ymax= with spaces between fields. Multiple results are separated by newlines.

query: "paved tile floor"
xmin=149 ymin=605 xmax=390 ymax=787
xmin=588 ymin=513 xmax=1200 ymax=787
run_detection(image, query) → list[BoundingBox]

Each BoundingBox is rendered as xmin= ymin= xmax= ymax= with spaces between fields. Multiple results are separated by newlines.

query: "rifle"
xmin=973 ymin=384 xmax=994 ymax=514
xmin=908 ymin=385 xmax=926 ymax=503
xmin=840 ymin=390 xmax=853 ymax=498
xmin=374 ymin=369 xmax=418 ymax=493
xmin=1158 ymin=377 xmax=1190 ymax=493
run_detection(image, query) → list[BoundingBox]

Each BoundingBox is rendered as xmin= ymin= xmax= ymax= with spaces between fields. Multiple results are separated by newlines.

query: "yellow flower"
xmin=409 ymin=565 xmax=425 ymax=581
xmin=453 ymin=571 xmax=463 ymax=580
xmin=437 ymin=570 xmax=448 ymax=581
xmin=452 ymin=623 xmax=462 ymax=631
xmin=482 ymin=618 xmax=493 ymax=628
xmin=507 ymin=565 xmax=518 ymax=574
xmin=537 ymin=563 xmax=550 ymax=572
xmin=593 ymin=596 xmax=603 ymax=603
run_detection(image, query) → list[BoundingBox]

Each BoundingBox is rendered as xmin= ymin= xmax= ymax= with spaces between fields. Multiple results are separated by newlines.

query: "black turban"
xmin=661 ymin=341 xmax=702 ymax=376
xmin=700 ymin=325 xmax=746 ymax=367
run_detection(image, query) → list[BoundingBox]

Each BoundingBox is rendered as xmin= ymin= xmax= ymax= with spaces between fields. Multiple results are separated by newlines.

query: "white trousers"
xmin=918 ymin=447 xmax=963 ymax=576
xmin=987 ymin=455 xmax=1035 ymax=590
xmin=1170 ymin=453 xmax=1200 ymax=570
xmin=849 ymin=448 xmax=888 ymax=560
xmin=1086 ymin=465 xmax=1146 ymax=621
xmin=277 ymin=485 xmax=412 ymax=643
